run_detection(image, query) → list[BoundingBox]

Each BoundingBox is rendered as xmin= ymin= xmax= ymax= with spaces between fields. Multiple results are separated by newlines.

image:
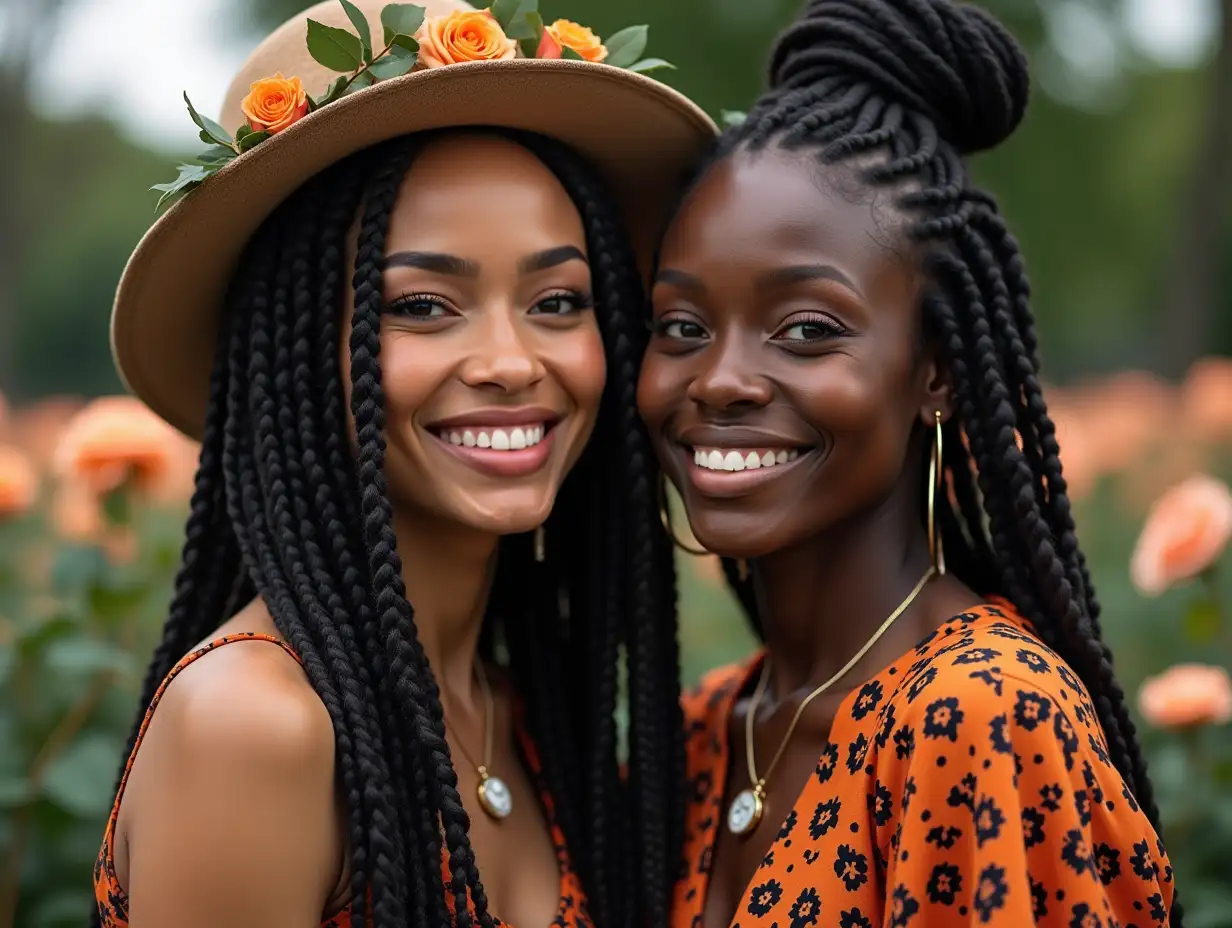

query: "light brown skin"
xmin=637 ymin=146 xmax=983 ymax=928
xmin=115 ymin=134 xmax=606 ymax=927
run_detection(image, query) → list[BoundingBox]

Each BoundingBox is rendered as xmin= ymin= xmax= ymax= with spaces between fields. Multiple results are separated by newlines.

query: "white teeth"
xmin=441 ymin=423 xmax=547 ymax=452
xmin=692 ymin=448 xmax=803 ymax=472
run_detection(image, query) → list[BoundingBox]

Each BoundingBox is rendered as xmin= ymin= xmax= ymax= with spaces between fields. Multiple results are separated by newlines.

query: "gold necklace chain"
xmin=445 ymin=661 xmax=495 ymax=777
xmin=744 ymin=566 xmax=936 ymax=796
xmin=444 ymin=661 xmax=512 ymax=821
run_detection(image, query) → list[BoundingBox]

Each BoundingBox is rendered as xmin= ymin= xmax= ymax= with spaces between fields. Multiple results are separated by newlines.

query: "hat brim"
xmin=111 ymin=58 xmax=716 ymax=440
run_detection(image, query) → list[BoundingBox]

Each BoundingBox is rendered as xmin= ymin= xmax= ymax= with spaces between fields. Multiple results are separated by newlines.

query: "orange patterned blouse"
xmin=674 ymin=602 xmax=1176 ymax=928
xmin=94 ymin=633 xmax=588 ymax=928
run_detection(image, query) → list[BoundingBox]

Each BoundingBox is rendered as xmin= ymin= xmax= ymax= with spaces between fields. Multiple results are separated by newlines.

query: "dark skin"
xmin=637 ymin=147 xmax=985 ymax=928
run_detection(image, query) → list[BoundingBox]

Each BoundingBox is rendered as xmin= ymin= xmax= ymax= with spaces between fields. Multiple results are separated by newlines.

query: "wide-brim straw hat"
xmin=110 ymin=0 xmax=717 ymax=440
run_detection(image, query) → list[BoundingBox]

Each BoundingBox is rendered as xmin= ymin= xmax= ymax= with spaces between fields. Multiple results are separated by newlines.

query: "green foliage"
xmin=0 ymin=494 xmax=183 ymax=927
xmin=602 ymin=24 xmax=647 ymax=69
xmin=306 ymin=18 xmax=366 ymax=71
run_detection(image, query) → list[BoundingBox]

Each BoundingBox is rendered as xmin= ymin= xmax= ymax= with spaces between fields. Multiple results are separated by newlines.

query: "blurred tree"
xmin=1160 ymin=0 xmax=1232 ymax=375
xmin=0 ymin=0 xmax=72 ymax=393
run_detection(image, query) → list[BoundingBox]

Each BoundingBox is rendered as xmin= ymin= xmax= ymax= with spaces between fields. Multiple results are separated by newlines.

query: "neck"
xmin=750 ymin=478 xmax=936 ymax=698
xmin=392 ymin=506 xmax=500 ymax=708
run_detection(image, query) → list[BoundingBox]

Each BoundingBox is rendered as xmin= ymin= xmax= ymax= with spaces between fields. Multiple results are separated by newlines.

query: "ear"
xmin=917 ymin=344 xmax=954 ymax=428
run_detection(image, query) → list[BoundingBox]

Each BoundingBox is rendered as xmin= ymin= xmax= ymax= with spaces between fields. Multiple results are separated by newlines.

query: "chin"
xmin=687 ymin=511 xmax=792 ymax=560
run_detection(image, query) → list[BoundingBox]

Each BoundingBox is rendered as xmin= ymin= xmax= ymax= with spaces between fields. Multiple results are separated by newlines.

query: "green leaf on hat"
xmin=238 ymin=129 xmax=272 ymax=152
xmin=313 ymin=75 xmax=350 ymax=109
xmin=561 ymin=46 xmax=585 ymax=61
xmin=506 ymin=9 xmax=542 ymax=42
xmin=307 ymin=18 xmax=365 ymax=71
xmin=628 ymin=57 xmax=674 ymax=74
xmin=195 ymin=144 xmax=239 ymax=165
xmin=603 ymin=24 xmax=648 ymax=70
xmin=184 ymin=93 xmax=232 ymax=148
xmin=381 ymin=4 xmax=426 ymax=46
xmin=390 ymin=32 xmax=419 ymax=53
xmin=342 ymin=70 xmax=377 ymax=96
xmin=490 ymin=0 xmax=537 ymax=31
xmin=151 ymin=163 xmax=210 ymax=210
xmin=338 ymin=0 xmax=374 ymax=61
xmin=369 ymin=46 xmax=418 ymax=79
xmin=720 ymin=109 xmax=748 ymax=127
xmin=516 ymin=11 xmax=544 ymax=58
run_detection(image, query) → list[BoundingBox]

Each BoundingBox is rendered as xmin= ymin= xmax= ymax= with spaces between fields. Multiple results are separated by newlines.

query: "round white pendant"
xmin=727 ymin=787 xmax=764 ymax=836
xmin=477 ymin=773 xmax=512 ymax=820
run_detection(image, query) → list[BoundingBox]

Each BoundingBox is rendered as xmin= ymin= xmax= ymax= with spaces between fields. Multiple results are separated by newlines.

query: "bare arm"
xmin=120 ymin=641 xmax=342 ymax=928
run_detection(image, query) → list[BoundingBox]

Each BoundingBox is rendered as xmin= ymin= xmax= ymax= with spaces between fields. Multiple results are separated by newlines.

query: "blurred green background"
xmin=2 ymin=0 xmax=1232 ymax=925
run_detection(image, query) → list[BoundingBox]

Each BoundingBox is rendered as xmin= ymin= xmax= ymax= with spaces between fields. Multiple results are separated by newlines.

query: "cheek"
xmin=552 ymin=325 xmax=606 ymax=416
xmin=379 ymin=333 xmax=447 ymax=420
xmin=795 ymin=356 xmax=891 ymax=436
xmin=635 ymin=353 xmax=678 ymax=430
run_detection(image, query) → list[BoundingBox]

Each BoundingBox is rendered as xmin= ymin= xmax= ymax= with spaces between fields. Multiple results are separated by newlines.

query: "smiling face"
xmin=637 ymin=145 xmax=948 ymax=558
xmin=342 ymin=133 xmax=606 ymax=535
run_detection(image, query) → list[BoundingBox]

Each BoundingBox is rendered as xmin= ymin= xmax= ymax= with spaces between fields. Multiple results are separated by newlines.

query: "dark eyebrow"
xmin=518 ymin=245 xmax=588 ymax=275
xmin=653 ymin=268 xmax=701 ymax=289
xmin=761 ymin=264 xmax=863 ymax=297
xmin=383 ymin=251 xmax=479 ymax=277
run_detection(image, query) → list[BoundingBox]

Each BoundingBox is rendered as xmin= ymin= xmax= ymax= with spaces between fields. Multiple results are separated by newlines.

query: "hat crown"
xmin=219 ymin=0 xmax=475 ymax=133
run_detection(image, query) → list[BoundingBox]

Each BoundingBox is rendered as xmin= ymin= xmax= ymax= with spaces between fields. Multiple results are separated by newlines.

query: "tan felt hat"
xmin=110 ymin=0 xmax=717 ymax=440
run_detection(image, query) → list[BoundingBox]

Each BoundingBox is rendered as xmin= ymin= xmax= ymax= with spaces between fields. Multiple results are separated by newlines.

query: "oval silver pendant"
xmin=727 ymin=787 xmax=764 ymax=836
xmin=477 ymin=773 xmax=513 ymax=820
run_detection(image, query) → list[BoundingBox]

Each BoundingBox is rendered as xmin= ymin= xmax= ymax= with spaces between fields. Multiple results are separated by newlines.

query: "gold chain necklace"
xmin=445 ymin=661 xmax=512 ymax=821
xmin=727 ymin=567 xmax=936 ymax=837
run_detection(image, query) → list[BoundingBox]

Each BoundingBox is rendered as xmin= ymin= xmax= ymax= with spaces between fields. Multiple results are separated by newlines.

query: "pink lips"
xmin=431 ymin=426 xmax=556 ymax=478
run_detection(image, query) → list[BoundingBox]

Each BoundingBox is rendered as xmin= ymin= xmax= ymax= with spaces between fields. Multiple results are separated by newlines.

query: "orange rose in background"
xmin=415 ymin=10 xmax=516 ymax=68
xmin=543 ymin=19 xmax=607 ymax=62
xmin=0 ymin=444 xmax=37 ymax=519
xmin=52 ymin=396 xmax=197 ymax=504
xmin=240 ymin=72 xmax=309 ymax=134
xmin=1138 ymin=664 xmax=1232 ymax=729
xmin=1130 ymin=474 xmax=1232 ymax=595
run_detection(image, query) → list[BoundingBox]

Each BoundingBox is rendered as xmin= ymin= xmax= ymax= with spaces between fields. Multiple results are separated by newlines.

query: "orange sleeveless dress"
xmin=673 ymin=602 xmax=1176 ymax=928
xmin=94 ymin=633 xmax=588 ymax=928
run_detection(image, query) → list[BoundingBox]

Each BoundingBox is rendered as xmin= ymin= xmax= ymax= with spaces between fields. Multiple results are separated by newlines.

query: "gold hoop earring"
xmin=928 ymin=410 xmax=947 ymax=576
xmin=658 ymin=477 xmax=709 ymax=556
xmin=534 ymin=525 xmax=545 ymax=563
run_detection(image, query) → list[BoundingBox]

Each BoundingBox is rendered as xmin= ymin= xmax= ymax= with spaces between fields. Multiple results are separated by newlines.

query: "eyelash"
xmin=384 ymin=289 xmax=595 ymax=319
xmin=772 ymin=312 xmax=848 ymax=343
xmin=649 ymin=313 xmax=848 ymax=343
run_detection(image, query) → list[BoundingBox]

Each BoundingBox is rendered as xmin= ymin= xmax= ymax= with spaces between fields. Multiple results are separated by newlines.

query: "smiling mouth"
xmin=426 ymin=419 xmax=561 ymax=478
xmin=691 ymin=447 xmax=804 ymax=472
xmin=433 ymin=423 xmax=551 ymax=451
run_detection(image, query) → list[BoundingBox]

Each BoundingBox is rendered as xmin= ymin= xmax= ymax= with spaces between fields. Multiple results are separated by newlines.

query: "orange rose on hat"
xmin=541 ymin=20 xmax=607 ymax=62
xmin=415 ymin=9 xmax=516 ymax=68
xmin=240 ymin=73 xmax=310 ymax=134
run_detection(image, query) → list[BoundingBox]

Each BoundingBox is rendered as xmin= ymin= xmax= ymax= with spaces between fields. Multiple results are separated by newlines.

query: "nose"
xmin=458 ymin=308 xmax=546 ymax=394
xmin=686 ymin=333 xmax=773 ymax=411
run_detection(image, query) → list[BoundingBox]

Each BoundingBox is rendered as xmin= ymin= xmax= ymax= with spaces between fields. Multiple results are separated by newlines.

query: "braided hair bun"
xmin=768 ymin=0 xmax=1030 ymax=155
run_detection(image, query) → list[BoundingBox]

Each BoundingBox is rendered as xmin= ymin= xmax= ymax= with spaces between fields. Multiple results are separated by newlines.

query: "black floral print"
xmin=674 ymin=604 xmax=1176 ymax=928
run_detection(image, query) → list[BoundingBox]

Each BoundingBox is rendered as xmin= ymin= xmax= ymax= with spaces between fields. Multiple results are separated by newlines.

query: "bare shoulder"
xmin=118 ymin=613 xmax=341 ymax=925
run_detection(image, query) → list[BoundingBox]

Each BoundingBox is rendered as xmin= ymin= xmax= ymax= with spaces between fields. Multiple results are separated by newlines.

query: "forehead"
xmin=385 ymin=134 xmax=586 ymax=255
xmin=660 ymin=146 xmax=912 ymax=282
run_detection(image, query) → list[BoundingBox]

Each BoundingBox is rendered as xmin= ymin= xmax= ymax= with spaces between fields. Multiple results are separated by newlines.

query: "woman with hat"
xmin=94 ymin=2 xmax=714 ymax=926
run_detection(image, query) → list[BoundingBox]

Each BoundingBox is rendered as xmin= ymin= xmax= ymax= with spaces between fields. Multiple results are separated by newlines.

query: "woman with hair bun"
xmin=639 ymin=1 xmax=1179 ymax=925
